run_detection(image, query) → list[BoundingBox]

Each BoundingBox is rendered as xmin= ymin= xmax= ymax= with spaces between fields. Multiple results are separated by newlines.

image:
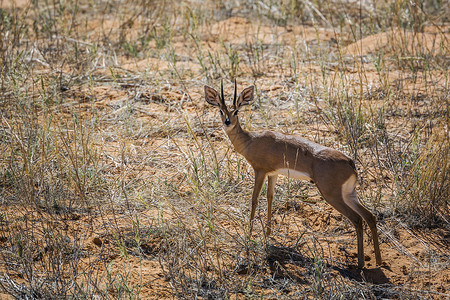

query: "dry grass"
xmin=0 ymin=0 xmax=449 ymax=298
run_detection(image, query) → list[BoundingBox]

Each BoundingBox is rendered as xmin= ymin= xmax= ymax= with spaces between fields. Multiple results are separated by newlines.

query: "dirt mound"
xmin=343 ymin=26 xmax=450 ymax=56
xmin=0 ymin=0 xmax=29 ymax=9
xmin=202 ymin=16 xmax=334 ymax=45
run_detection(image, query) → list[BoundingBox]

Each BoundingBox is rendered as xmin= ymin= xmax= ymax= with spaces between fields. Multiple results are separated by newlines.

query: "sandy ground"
xmin=0 ymin=3 xmax=449 ymax=298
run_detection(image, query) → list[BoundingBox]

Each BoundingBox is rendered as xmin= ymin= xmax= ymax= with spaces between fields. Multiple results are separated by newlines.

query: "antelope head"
xmin=204 ymin=80 xmax=255 ymax=133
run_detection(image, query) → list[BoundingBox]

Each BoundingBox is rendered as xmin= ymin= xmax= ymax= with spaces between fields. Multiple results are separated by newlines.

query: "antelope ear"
xmin=236 ymin=85 xmax=254 ymax=108
xmin=204 ymin=85 xmax=221 ymax=106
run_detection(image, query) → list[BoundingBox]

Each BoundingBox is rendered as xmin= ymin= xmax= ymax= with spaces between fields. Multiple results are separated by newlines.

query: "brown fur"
xmin=205 ymin=82 xmax=382 ymax=268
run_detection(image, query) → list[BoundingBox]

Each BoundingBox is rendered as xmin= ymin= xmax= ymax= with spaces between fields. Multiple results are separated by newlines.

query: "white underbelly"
xmin=269 ymin=168 xmax=311 ymax=181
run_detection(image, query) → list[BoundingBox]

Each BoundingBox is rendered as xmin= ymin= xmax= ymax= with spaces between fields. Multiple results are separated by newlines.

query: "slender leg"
xmin=355 ymin=218 xmax=365 ymax=268
xmin=336 ymin=201 xmax=365 ymax=268
xmin=318 ymin=186 xmax=366 ymax=268
xmin=266 ymin=175 xmax=277 ymax=236
xmin=329 ymin=198 xmax=365 ymax=268
xmin=343 ymin=190 xmax=382 ymax=266
xmin=249 ymin=170 xmax=266 ymax=237
xmin=371 ymin=222 xmax=382 ymax=265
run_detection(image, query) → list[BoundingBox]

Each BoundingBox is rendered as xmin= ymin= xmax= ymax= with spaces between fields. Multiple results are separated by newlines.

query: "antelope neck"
xmin=225 ymin=121 xmax=250 ymax=155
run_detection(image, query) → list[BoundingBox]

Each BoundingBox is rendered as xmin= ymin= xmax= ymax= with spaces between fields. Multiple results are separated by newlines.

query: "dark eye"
xmin=219 ymin=110 xmax=224 ymax=115
xmin=233 ymin=110 xmax=239 ymax=116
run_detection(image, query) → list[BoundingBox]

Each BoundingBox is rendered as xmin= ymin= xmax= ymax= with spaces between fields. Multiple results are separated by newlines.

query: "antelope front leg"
xmin=266 ymin=175 xmax=277 ymax=236
xmin=249 ymin=171 xmax=266 ymax=238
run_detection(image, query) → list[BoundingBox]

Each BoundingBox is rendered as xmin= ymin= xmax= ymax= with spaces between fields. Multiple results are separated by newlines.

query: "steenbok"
xmin=204 ymin=80 xmax=382 ymax=268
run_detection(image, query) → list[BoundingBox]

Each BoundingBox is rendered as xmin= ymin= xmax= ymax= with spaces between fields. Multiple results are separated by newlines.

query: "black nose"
xmin=225 ymin=118 xmax=231 ymax=125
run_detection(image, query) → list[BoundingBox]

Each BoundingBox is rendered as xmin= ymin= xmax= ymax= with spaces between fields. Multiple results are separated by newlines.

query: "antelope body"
xmin=204 ymin=81 xmax=382 ymax=268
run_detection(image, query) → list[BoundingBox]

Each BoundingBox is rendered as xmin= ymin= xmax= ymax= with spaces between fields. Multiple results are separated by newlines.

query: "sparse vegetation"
xmin=0 ymin=0 xmax=448 ymax=298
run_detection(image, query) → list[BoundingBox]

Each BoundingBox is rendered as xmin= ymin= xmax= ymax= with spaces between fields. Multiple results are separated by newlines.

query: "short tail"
xmin=349 ymin=159 xmax=357 ymax=177
xmin=349 ymin=159 xmax=356 ymax=170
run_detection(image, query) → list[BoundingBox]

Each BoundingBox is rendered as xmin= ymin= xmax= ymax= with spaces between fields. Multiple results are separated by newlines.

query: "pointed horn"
xmin=233 ymin=79 xmax=237 ymax=108
xmin=221 ymin=79 xmax=225 ymax=105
